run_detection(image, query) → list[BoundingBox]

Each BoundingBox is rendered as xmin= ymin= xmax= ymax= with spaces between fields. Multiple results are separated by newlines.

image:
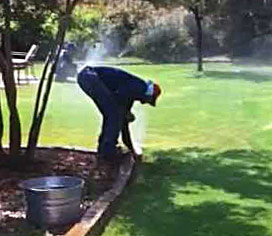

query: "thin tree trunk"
xmin=193 ymin=6 xmax=203 ymax=72
xmin=0 ymin=40 xmax=5 ymax=155
xmin=0 ymin=0 xmax=21 ymax=157
xmin=26 ymin=0 xmax=79 ymax=160
xmin=0 ymin=96 xmax=4 ymax=154
xmin=26 ymin=47 xmax=63 ymax=159
xmin=31 ymin=54 xmax=51 ymax=127
xmin=1 ymin=62 xmax=21 ymax=157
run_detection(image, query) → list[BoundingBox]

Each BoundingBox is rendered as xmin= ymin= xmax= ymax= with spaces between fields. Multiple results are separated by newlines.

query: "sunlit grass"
xmin=2 ymin=61 xmax=272 ymax=150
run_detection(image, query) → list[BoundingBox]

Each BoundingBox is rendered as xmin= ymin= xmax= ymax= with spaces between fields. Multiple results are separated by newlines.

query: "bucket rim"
xmin=18 ymin=176 xmax=84 ymax=192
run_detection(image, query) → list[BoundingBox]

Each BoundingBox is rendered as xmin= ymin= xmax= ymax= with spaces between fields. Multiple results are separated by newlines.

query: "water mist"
xmin=130 ymin=103 xmax=147 ymax=155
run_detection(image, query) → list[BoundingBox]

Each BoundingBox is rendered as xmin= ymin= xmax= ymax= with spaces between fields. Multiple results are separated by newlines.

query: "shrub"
xmin=100 ymin=0 xmax=155 ymax=57
xmin=131 ymin=24 xmax=194 ymax=62
xmin=9 ymin=4 xmax=103 ymax=60
xmin=129 ymin=7 xmax=195 ymax=62
xmin=250 ymin=35 xmax=272 ymax=59
xmin=184 ymin=14 xmax=228 ymax=57
xmin=66 ymin=5 xmax=102 ymax=48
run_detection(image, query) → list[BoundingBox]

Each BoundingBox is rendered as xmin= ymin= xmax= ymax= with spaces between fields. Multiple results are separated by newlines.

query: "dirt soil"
xmin=0 ymin=148 xmax=116 ymax=236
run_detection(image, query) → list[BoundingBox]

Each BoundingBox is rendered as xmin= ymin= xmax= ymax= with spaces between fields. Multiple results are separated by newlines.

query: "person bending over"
xmin=77 ymin=66 xmax=161 ymax=161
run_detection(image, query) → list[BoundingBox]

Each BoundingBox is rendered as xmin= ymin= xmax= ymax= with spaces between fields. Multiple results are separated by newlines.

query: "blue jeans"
xmin=77 ymin=68 xmax=125 ymax=157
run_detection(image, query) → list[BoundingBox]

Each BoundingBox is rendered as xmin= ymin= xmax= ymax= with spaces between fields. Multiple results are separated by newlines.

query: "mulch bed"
xmin=0 ymin=148 xmax=116 ymax=236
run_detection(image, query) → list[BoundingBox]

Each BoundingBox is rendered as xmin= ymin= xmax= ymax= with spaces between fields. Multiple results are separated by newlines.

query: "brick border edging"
xmin=63 ymin=150 xmax=136 ymax=236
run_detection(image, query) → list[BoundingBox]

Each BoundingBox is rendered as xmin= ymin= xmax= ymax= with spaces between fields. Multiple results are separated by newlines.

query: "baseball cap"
xmin=150 ymin=83 xmax=161 ymax=106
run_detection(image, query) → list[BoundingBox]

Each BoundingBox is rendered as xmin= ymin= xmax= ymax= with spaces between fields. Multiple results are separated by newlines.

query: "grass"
xmin=2 ymin=61 xmax=272 ymax=235
xmin=104 ymin=148 xmax=272 ymax=236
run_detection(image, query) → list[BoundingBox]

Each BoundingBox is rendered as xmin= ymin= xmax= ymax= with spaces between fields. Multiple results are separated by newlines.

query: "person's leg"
xmin=100 ymin=110 xmax=120 ymax=158
xmin=77 ymin=69 xmax=120 ymax=158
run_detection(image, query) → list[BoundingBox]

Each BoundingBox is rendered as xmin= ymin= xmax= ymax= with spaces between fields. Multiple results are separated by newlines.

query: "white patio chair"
xmin=12 ymin=44 xmax=39 ymax=84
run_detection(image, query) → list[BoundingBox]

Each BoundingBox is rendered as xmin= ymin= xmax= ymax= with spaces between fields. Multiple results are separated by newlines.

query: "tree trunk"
xmin=25 ymin=55 xmax=51 ymax=159
xmin=0 ymin=96 xmax=4 ymax=154
xmin=0 ymin=0 xmax=22 ymax=157
xmin=26 ymin=49 xmax=63 ymax=159
xmin=1 ymin=63 xmax=22 ymax=157
xmin=193 ymin=6 xmax=204 ymax=72
xmin=25 ymin=0 xmax=79 ymax=160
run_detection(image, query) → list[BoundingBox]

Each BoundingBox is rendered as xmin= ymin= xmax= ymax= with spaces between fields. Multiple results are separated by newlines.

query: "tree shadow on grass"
xmin=204 ymin=70 xmax=272 ymax=83
xmin=118 ymin=201 xmax=267 ymax=236
xmin=109 ymin=148 xmax=272 ymax=236
xmin=152 ymin=148 xmax=272 ymax=203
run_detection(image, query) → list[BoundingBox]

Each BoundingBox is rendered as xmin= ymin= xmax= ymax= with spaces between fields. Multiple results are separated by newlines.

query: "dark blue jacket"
xmin=91 ymin=66 xmax=149 ymax=104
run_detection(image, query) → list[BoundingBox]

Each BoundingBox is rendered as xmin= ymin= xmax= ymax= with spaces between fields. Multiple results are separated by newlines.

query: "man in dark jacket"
xmin=77 ymin=66 xmax=161 ymax=161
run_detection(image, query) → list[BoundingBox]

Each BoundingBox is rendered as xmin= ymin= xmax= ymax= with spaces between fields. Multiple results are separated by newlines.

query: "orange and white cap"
xmin=145 ymin=81 xmax=162 ymax=106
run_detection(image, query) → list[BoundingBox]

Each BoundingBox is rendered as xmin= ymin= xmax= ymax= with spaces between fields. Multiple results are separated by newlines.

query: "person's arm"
xmin=122 ymin=122 xmax=134 ymax=152
xmin=121 ymin=101 xmax=135 ymax=152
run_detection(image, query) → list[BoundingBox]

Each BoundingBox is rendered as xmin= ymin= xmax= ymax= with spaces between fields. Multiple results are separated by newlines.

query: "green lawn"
xmin=101 ymin=63 xmax=272 ymax=236
xmin=2 ymin=62 xmax=272 ymax=235
xmin=103 ymin=148 xmax=272 ymax=236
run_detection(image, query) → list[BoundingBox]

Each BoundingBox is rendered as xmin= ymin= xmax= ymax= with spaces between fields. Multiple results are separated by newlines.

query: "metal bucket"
xmin=20 ymin=176 xmax=84 ymax=228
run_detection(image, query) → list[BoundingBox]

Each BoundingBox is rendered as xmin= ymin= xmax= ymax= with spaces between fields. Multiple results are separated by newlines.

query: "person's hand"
xmin=126 ymin=112 xmax=135 ymax=123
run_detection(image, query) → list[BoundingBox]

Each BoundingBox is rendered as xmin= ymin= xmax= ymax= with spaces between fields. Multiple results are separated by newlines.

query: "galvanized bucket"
xmin=20 ymin=176 xmax=84 ymax=228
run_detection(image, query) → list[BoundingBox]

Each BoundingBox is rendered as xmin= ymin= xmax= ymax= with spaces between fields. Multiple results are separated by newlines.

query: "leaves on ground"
xmin=0 ymin=148 xmax=115 ymax=236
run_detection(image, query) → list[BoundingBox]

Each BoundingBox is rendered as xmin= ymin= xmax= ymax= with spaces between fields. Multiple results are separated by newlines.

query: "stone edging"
xmin=63 ymin=150 xmax=136 ymax=236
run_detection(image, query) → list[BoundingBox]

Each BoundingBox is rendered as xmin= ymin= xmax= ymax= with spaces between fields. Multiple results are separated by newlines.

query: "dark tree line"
xmin=139 ymin=0 xmax=272 ymax=70
xmin=229 ymin=0 xmax=272 ymax=56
